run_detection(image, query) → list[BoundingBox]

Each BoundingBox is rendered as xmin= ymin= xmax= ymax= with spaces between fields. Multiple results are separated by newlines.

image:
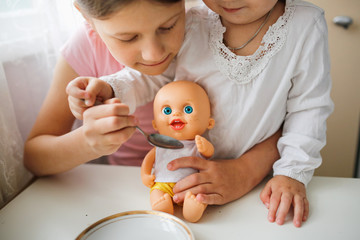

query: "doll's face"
xmin=152 ymin=81 xmax=215 ymax=140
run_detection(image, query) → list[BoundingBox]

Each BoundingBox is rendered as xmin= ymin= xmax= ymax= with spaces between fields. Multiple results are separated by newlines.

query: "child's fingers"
xmin=293 ymin=195 xmax=305 ymax=227
xmin=275 ymin=193 xmax=292 ymax=225
xmin=84 ymin=78 xmax=110 ymax=105
xmin=104 ymin=98 xmax=122 ymax=104
xmin=195 ymin=193 xmax=222 ymax=205
xmin=91 ymin=127 xmax=136 ymax=155
xmin=66 ymin=85 xmax=88 ymax=100
xmin=172 ymin=171 xmax=208 ymax=195
xmin=303 ymin=198 xmax=309 ymax=222
xmin=92 ymin=115 xmax=137 ymax=134
xmin=68 ymin=99 xmax=85 ymax=120
xmin=83 ymin=103 xmax=130 ymax=120
xmin=85 ymin=77 xmax=103 ymax=92
xmin=68 ymin=95 xmax=88 ymax=108
xmin=68 ymin=95 xmax=90 ymax=120
xmin=82 ymin=104 xmax=137 ymax=134
xmin=259 ymin=184 xmax=272 ymax=208
xmin=268 ymin=192 xmax=281 ymax=223
xmin=66 ymin=78 xmax=89 ymax=99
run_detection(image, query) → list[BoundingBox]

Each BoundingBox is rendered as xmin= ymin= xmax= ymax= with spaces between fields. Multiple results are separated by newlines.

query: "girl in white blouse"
xmin=67 ymin=0 xmax=333 ymax=227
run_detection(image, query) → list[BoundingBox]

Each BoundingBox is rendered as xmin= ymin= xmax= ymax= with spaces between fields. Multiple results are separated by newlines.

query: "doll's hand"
xmin=260 ymin=175 xmax=309 ymax=228
xmin=82 ymin=98 xmax=137 ymax=156
xmin=66 ymin=77 xmax=114 ymax=120
xmin=142 ymin=174 xmax=156 ymax=188
xmin=195 ymin=135 xmax=214 ymax=158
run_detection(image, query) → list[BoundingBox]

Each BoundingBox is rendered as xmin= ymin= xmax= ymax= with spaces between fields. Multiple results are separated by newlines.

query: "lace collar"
xmin=209 ymin=0 xmax=296 ymax=84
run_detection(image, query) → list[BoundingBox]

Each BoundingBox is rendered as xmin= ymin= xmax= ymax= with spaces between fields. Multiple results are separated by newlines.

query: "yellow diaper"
xmin=150 ymin=182 xmax=176 ymax=197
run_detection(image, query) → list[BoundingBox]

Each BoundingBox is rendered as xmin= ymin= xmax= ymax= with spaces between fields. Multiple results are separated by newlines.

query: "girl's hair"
xmin=75 ymin=0 xmax=182 ymax=19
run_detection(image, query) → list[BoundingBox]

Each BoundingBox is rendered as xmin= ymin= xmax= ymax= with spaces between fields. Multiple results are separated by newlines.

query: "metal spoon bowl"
xmin=136 ymin=126 xmax=184 ymax=149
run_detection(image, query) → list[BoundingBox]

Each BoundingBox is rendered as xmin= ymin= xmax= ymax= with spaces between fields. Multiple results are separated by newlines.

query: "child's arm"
xmin=195 ymin=135 xmax=214 ymax=158
xmin=66 ymin=77 xmax=114 ymax=120
xmin=141 ymin=148 xmax=156 ymax=188
xmin=24 ymin=56 xmax=137 ymax=176
xmin=263 ymin=13 xmax=333 ymax=228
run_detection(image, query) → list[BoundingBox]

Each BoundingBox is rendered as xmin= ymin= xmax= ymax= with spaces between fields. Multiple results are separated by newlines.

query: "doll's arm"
xmin=195 ymin=135 xmax=214 ymax=159
xmin=141 ymin=147 xmax=156 ymax=188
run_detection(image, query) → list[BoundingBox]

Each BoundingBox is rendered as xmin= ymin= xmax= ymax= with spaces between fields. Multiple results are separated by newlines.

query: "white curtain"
xmin=0 ymin=0 xmax=82 ymax=208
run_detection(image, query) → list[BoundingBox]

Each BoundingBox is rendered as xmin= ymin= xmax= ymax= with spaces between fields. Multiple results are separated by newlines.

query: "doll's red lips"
xmin=170 ymin=119 xmax=185 ymax=130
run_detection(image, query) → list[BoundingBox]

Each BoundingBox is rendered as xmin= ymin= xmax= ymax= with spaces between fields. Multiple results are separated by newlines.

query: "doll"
xmin=141 ymin=80 xmax=215 ymax=223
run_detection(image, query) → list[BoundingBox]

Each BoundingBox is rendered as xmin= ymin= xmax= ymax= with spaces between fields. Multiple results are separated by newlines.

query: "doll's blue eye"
xmin=184 ymin=105 xmax=193 ymax=114
xmin=162 ymin=107 xmax=172 ymax=115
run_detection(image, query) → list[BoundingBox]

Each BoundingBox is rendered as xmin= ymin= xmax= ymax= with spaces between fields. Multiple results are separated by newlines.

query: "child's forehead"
xmin=93 ymin=1 xmax=184 ymax=34
xmin=112 ymin=1 xmax=183 ymax=23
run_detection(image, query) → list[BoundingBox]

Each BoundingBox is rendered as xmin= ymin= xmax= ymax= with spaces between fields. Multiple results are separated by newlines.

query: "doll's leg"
xmin=150 ymin=189 xmax=174 ymax=215
xmin=183 ymin=191 xmax=207 ymax=222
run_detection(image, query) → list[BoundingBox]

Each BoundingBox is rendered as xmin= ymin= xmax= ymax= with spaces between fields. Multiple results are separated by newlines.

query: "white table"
xmin=0 ymin=164 xmax=359 ymax=239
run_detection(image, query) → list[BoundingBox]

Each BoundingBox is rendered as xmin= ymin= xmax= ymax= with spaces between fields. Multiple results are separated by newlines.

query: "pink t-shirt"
xmin=61 ymin=22 xmax=154 ymax=166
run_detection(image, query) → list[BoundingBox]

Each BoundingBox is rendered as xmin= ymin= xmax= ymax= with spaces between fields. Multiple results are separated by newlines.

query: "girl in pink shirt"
xmin=62 ymin=22 xmax=154 ymax=166
xmin=24 ymin=0 xmax=190 ymax=175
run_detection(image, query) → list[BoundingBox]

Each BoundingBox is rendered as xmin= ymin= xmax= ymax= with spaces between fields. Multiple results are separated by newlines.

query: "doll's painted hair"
xmin=75 ymin=0 xmax=182 ymax=19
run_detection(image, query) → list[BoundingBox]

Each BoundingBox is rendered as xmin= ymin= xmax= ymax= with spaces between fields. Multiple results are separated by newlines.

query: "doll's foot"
xmin=152 ymin=193 xmax=174 ymax=215
xmin=183 ymin=191 xmax=207 ymax=223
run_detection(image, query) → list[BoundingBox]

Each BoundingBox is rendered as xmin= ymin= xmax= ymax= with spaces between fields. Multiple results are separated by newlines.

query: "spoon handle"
xmin=135 ymin=126 xmax=148 ymax=138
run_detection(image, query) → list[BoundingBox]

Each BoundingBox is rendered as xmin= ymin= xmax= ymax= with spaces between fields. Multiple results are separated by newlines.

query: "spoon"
xmin=135 ymin=126 xmax=184 ymax=149
xmin=85 ymin=99 xmax=184 ymax=149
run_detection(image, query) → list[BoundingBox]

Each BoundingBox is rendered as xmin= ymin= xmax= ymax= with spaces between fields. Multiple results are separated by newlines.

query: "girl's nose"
xmin=141 ymin=37 xmax=166 ymax=62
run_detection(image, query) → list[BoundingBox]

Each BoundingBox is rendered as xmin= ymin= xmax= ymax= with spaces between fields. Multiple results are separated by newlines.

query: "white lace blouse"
xmin=103 ymin=0 xmax=334 ymax=186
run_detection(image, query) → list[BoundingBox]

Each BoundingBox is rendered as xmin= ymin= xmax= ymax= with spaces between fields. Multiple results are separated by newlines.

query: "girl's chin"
xmin=135 ymin=65 xmax=169 ymax=76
